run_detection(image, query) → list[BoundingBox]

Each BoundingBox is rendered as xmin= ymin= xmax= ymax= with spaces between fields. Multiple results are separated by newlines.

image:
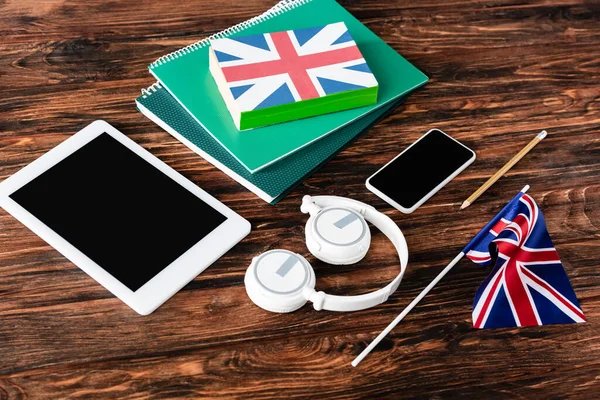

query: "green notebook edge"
xmin=136 ymin=85 xmax=405 ymax=204
xmin=148 ymin=0 xmax=428 ymax=173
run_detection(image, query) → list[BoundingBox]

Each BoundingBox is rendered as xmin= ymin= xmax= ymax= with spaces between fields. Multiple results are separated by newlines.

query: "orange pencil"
xmin=460 ymin=130 xmax=547 ymax=210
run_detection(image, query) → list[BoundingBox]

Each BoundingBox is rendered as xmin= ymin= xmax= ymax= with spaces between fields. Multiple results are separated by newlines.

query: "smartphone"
xmin=366 ymin=129 xmax=475 ymax=214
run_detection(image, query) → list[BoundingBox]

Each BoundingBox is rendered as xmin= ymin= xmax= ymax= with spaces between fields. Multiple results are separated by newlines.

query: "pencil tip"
xmin=460 ymin=201 xmax=470 ymax=210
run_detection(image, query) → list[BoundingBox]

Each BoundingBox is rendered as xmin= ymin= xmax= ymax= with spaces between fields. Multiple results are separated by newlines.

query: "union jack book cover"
xmin=209 ymin=22 xmax=379 ymax=130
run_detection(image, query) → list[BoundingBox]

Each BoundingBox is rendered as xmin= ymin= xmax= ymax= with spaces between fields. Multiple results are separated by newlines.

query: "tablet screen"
xmin=9 ymin=133 xmax=227 ymax=292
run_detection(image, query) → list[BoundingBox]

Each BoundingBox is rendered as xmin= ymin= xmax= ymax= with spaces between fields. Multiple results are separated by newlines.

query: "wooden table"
xmin=1 ymin=0 xmax=598 ymax=398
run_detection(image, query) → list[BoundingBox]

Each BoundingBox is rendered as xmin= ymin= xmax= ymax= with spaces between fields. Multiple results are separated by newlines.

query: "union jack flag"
xmin=209 ymin=22 xmax=378 ymax=111
xmin=463 ymin=191 xmax=586 ymax=328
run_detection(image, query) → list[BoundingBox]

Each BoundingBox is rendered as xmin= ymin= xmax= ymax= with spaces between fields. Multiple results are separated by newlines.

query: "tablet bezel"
xmin=0 ymin=120 xmax=251 ymax=315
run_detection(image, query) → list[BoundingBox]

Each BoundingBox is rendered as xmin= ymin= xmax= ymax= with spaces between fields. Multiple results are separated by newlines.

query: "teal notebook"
xmin=136 ymin=84 xmax=405 ymax=204
xmin=148 ymin=0 xmax=427 ymax=173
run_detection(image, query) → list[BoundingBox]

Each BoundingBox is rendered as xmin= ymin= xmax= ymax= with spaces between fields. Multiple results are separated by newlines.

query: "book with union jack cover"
xmin=209 ymin=22 xmax=379 ymax=130
xmin=148 ymin=0 xmax=428 ymax=173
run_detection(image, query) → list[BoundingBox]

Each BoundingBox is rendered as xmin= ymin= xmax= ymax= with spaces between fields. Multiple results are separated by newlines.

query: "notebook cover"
xmin=149 ymin=0 xmax=427 ymax=173
xmin=136 ymin=85 xmax=405 ymax=204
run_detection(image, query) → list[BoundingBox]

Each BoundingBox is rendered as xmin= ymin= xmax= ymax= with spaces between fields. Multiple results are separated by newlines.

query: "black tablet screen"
xmin=9 ymin=133 xmax=227 ymax=292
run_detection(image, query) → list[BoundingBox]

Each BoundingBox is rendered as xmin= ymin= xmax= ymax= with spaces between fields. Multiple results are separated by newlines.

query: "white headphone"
xmin=244 ymin=195 xmax=409 ymax=313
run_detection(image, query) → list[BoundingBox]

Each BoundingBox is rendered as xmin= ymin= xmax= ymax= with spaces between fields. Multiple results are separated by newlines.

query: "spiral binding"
xmin=148 ymin=0 xmax=312 ymax=69
xmin=141 ymin=82 xmax=162 ymax=98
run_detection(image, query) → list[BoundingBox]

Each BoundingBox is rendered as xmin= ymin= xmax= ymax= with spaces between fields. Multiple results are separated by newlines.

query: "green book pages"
xmin=149 ymin=0 xmax=427 ymax=173
xmin=208 ymin=22 xmax=379 ymax=130
xmin=136 ymin=84 xmax=404 ymax=204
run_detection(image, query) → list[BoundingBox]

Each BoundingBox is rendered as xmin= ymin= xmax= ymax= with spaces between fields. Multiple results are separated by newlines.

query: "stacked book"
xmin=136 ymin=0 xmax=428 ymax=204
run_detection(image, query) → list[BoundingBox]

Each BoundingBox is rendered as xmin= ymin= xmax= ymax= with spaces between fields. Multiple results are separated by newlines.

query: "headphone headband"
xmin=301 ymin=195 xmax=408 ymax=312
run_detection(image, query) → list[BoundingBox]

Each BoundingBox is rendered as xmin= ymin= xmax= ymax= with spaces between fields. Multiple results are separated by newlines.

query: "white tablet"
xmin=0 ymin=120 xmax=251 ymax=315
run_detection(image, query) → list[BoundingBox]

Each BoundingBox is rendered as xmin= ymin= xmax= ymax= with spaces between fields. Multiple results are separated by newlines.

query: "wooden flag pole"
xmin=352 ymin=185 xmax=531 ymax=367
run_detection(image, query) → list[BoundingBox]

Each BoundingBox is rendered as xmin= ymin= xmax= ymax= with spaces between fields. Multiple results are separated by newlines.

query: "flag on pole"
xmin=351 ymin=187 xmax=586 ymax=367
xmin=463 ymin=191 xmax=586 ymax=328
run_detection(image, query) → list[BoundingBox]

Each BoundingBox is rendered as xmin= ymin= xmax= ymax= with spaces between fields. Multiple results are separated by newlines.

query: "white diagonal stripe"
xmin=307 ymin=61 xmax=378 ymax=96
xmin=234 ymin=74 xmax=288 ymax=112
xmin=467 ymin=250 xmax=491 ymax=258
xmin=518 ymin=263 xmax=542 ymax=325
xmin=233 ymin=74 xmax=300 ymax=112
xmin=472 ymin=261 xmax=505 ymax=326
xmin=520 ymin=265 xmax=585 ymax=323
xmin=502 ymin=263 xmax=522 ymax=326
xmin=295 ymin=22 xmax=355 ymax=56
xmin=210 ymin=35 xmax=279 ymax=67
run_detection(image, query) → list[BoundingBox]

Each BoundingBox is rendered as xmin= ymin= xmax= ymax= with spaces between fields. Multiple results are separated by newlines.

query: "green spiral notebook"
xmin=136 ymin=84 xmax=405 ymax=204
xmin=148 ymin=0 xmax=427 ymax=173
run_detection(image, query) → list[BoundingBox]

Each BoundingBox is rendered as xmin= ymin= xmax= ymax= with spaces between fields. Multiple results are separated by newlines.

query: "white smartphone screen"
xmin=367 ymin=129 xmax=475 ymax=213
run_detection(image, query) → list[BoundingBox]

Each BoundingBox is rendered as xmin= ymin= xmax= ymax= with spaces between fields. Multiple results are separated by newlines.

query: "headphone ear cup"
xmin=305 ymin=216 xmax=321 ymax=258
xmin=244 ymin=250 xmax=316 ymax=313
xmin=244 ymin=286 xmax=307 ymax=313
xmin=305 ymin=206 xmax=371 ymax=265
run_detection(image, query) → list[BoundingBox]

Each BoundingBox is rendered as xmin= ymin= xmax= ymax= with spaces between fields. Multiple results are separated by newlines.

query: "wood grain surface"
xmin=1 ymin=0 xmax=599 ymax=398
